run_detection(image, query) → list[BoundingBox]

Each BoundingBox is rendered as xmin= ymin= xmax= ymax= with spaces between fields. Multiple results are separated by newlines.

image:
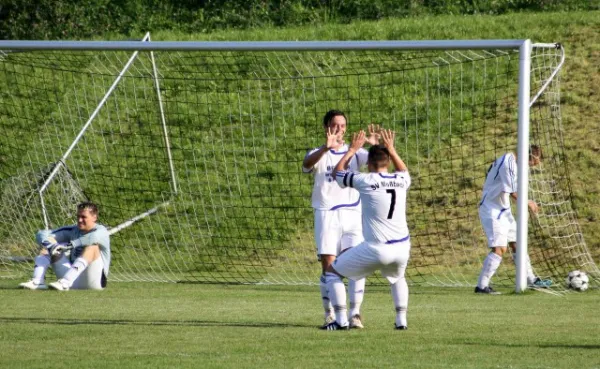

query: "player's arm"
xmin=380 ymin=129 xmax=408 ymax=172
xmin=35 ymin=227 xmax=73 ymax=246
xmin=504 ymin=154 xmax=538 ymax=213
xmin=333 ymin=130 xmax=366 ymax=174
xmin=509 ymin=192 xmax=538 ymax=214
xmin=69 ymin=226 xmax=110 ymax=250
xmin=35 ymin=227 xmax=74 ymax=255
xmin=302 ymin=127 xmax=343 ymax=170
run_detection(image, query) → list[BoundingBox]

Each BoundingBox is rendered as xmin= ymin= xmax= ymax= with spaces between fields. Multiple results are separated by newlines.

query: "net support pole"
xmin=37 ymin=34 xmax=150 ymax=229
xmin=516 ymin=39 xmax=532 ymax=293
xmin=148 ymin=33 xmax=178 ymax=195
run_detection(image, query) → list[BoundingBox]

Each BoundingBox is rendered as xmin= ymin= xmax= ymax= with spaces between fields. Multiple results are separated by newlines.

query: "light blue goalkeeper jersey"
xmin=37 ymin=224 xmax=111 ymax=276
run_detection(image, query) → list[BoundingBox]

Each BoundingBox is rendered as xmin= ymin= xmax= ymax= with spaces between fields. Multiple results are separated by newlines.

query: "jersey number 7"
xmin=386 ymin=189 xmax=396 ymax=219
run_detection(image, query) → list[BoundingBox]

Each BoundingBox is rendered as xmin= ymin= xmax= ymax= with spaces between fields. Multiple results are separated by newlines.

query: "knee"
xmin=34 ymin=254 xmax=50 ymax=267
xmin=79 ymin=245 xmax=100 ymax=263
xmin=35 ymin=230 xmax=52 ymax=246
xmin=492 ymin=247 xmax=507 ymax=256
xmin=324 ymin=271 xmax=342 ymax=284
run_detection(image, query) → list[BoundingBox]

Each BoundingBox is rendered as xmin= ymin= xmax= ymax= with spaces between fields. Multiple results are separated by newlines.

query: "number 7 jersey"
xmin=336 ymin=170 xmax=411 ymax=244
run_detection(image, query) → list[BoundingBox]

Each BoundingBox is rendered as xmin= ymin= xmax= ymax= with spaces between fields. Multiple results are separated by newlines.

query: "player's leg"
xmin=380 ymin=241 xmax=411 ymax=329
xmin=315 ymin=210 xmax=341 ymax=325
xmin=476 ymin=215 xmax=507 ymax=294
xmin=505 ymin=214 xmax=552 ymax=288
xmin=19 ymin=249 xmax=51 ymax=290
xmin=323 ymin=243 xmax=377 ymax=330
xmin=320 ymin=255 xmax=336 ymax=325
xmin=340 ymin=209 xmax=366 ymax=328
xmin=20 ymin=231 xmax=63 ymax=289
xmin=49 ymin=245 xmax=100 ymax=290
xmin=322 ymin=265 xmax=349 ymax=330
xmin=508 ymin=246 xmax=552 ymax=288
xmin=391 ymin=277 xmax=409 ymax=330
xmin=71 ymin=257 xmax=106 ymax=290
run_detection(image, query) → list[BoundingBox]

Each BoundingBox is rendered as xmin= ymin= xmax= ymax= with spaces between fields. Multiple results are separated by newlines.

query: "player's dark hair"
xmin=368 ymin=145 xmax=390 ymax=168
xmin=529 ymin=144 xmax=543 ymax=160
xmin=78 ymin=202 xmax=98 ymax=216
xmin=322 ymin=109 xmax=347 ymax=127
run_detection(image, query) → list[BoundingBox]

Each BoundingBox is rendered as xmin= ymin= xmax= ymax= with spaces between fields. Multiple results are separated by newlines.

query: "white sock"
xmin=319 ymin=274 xmax=333 ymax=317
xmin=325 ymin=272 xmax=348 ymax=327
xmin=32 ymin=254 xmax=51 ymax=284
xmin=512 ymin=254 xmax=537 ymax=284
xmin=477 ymin=252 xmax=502 ymax=289
xmin=60 ymin=257 xmax=89 ymax=288
xmin=348 ymin=278 xmax=365 ymax=317
xmin=391 ymin=278 xmax=409 ymax=327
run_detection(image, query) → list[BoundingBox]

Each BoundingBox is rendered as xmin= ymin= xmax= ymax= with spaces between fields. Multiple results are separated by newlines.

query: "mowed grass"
xmin=0 ymin=282 xmax=598 ymax=369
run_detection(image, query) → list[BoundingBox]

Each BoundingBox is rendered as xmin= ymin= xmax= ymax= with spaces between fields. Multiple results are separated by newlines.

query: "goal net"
xmin=0 ymin=39 xmax=596 ymax=289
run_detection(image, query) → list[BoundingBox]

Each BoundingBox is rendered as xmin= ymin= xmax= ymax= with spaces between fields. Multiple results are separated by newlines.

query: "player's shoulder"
xmin=354 ymin=172 xmax=380 ymax=184
xmin=329 ymin=144 xmax=350 ymax=155
xmin=356 ymin=147 xmax=368 ymax=155
xmin=499 ymin=152 xmax=516 ymax=163
xmin=93 ymin=224 xmax=110 ymax=235
xmin=53 ymin=224 xmax=78 ymax=233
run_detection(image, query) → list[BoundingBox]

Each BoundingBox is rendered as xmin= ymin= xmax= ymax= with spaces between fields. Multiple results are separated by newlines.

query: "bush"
xmin=0 ymin=0 xmax=598 ymax=39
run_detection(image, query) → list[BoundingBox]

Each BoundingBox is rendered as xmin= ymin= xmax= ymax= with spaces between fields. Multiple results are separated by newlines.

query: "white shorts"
xmin=332 ymin=238 xmax=411 ymax=284
xmin=479 ymin=208 xmax=516 ymax=248
xmin=52 ymin=256 xmax=107 ymax=290
xmin=314 ymin=208 xmax=363 ymax=257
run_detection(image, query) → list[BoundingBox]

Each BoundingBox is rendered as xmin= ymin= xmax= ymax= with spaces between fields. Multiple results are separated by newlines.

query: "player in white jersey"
xmin=303 ymin=110 xmax=380 ymax=329
xmin=19 ymin=202 xmax=111 ymax=291
xmin=321 ymin=128 xmax=412 ymax=330
xmin=475 ymin=145 xmax=552 ymax=294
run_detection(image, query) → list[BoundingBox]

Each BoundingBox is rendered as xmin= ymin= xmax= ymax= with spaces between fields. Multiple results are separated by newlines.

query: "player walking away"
xmin=475 ymin=145 xmax=552 ymax=294
xmin=19 ymin=202 xmax=111 ymax=291
xmin=321 ymin=128 xmax=412 ymax=331
xmin=302 ymin=110 xmax=380 ymax=329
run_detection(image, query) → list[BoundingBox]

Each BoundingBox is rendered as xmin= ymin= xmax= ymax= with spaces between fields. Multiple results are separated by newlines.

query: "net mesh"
xmin=0 ymin=42 xmax=596 ymax=289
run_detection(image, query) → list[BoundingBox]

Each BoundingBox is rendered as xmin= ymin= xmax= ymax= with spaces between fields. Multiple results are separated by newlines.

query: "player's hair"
xmin=368 ymin=145 xmax=391 ymax=169
xmin=529 ymin=144 xmax=543 ymax=160
xmin=77 ymin=201 xmax=98 ymax=216
xmin=322 ymin=109 xmax=347 ymax=127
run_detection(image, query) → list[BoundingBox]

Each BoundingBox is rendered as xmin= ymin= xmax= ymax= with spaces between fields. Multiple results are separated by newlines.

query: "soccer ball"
xmin=565 ymin=270 xmax=589 ymax=292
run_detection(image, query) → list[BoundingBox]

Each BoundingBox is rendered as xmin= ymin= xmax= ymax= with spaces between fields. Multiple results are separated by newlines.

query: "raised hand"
xmin=325 ymin=126 xmax=343 ymax=149
xmin=366 ymin=123 xmax=381 ymax=145
xmin=350 ymin=130 xmax=367 ymax=151
xmin=380 ymin=129 xmax=396 ymax=150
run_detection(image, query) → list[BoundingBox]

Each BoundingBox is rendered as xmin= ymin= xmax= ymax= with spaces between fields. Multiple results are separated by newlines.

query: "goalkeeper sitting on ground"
xmin=19 ymin=202 xmax=111 ymax=291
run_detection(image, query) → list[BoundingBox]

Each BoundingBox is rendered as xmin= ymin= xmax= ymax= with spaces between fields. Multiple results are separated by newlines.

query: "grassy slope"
xmin=0 ymin=282 xmax=598 ymax=369
xmin=0 ymin=11 xmax=597 ymax=283
xmin=150 ymin=10 xmax=600 ymax=258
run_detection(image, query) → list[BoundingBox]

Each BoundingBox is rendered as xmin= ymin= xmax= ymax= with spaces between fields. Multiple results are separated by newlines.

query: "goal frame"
xmin=0 ymin=39 xmax=535 ymax=292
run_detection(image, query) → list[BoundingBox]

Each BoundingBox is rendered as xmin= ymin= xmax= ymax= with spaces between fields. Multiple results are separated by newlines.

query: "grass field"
xmin=1 ymin=10 xmax=600 ymax=369
xmin=0 ymin=282 xmax=599 ymax=369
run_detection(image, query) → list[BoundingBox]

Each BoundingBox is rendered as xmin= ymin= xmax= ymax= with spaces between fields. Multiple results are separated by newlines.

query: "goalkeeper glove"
xmin=50 ymin=243 xmax=71 ymax=256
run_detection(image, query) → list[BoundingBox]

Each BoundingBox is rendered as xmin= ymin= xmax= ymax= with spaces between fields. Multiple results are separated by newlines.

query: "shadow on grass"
xmin=456 ymin=340 xmax=600 ymax=350
xmin=0 ymin=316 xmax=314 ymax=329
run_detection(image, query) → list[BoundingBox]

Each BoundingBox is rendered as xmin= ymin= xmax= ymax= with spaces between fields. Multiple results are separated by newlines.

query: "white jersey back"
xmin=336 ymin=170 xmax=411 ymax=244
xmin=480 ymin=152 xmax=517 ymax=211
xmin=303 ymin=145 xmax=368 ymax=210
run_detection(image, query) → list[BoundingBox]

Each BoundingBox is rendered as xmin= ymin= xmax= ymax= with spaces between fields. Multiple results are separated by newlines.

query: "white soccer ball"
xmin=565 ymin=270 xmax=589 ymax=292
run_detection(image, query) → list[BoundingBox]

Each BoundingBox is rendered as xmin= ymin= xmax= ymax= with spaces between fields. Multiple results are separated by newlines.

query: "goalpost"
xmin=0 ymin=38 xmax=596 ymax=292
